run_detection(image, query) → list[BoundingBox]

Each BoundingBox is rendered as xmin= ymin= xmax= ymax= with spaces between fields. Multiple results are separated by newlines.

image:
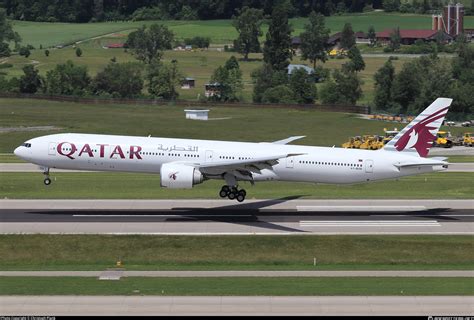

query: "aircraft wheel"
xmin=228 ymin=191 xmax=236 ymax=200
xmin=44 ymin=178 xmax=51 ymax=186
xmin=236 ymin=193 xmax=245 ymax=202
xmin=219 ymin=189 xmax=228 ymax=198
xmin=239 ymin=189 xmax=246 ymax=197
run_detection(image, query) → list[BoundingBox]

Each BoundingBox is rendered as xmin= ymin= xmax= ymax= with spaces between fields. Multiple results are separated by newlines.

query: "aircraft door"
xmin=365 ymin=159 xmax=374 ymax=173
xmin=286 ymin=156 xmax=294 ymax=168
xmin=48 ymin=142 xmax=57 ymax=156
xmin=205 ymin=150 xmax=214 ymax=162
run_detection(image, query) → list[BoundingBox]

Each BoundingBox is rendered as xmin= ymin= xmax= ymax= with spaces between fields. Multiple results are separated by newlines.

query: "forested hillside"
xmin=2 ymin=0 xmax=471 ymax=23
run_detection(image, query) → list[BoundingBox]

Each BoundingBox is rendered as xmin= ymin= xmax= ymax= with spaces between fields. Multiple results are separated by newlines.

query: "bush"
xmin=262 ymin=85 xmax=296 ymax=104
xmin=0 ymin=63 xmax=13 ymax=69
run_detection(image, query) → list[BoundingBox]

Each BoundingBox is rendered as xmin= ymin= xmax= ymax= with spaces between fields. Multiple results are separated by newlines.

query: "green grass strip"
xmin=1 ymin=235 xmax=472 ymax=271
xmin=1 ymin=172 xmax=472 ymax=199
xmin=1 ymin=277 xmax=472 ymax=296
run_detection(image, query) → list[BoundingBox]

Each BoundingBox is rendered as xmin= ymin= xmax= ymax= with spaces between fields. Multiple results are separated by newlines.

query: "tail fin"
xmin=383 ymin=98 xmax=453 ymax=157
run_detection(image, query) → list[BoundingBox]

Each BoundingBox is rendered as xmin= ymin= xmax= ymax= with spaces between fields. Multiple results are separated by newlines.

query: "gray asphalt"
xmin=1 ymin=296 xmax=472 ymax=315
xmin=1 ymin=162 xmax=473 ymax=172
xmin=0 ymin=270 xmax=472 ymax=277
xmin=1 ymin=199 xmax=472 ymax=235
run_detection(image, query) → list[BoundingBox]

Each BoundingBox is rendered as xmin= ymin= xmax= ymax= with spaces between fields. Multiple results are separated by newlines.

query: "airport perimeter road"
xmin=1 ymin=199 xmax=472 ymax=235
xmin=1 ymin=296 xmax=472 ymax=316
xmin=1 ymin=162 xmax=473 ymax=172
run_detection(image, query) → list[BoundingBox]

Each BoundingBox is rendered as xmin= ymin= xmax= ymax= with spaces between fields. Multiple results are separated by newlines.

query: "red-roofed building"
xmin=376 ymin=29 xmax=453 ymax=45
xmin=105 ymin=43 xmax=126 ymax=49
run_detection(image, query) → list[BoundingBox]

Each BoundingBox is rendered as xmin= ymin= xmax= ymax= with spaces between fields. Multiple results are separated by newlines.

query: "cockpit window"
xmin=21 ymin=143 xmax=32 ymax=148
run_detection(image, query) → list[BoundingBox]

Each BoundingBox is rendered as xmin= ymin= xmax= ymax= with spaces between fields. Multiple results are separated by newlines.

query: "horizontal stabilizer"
xmin=394 ymin=160 xmax=447 ymax=169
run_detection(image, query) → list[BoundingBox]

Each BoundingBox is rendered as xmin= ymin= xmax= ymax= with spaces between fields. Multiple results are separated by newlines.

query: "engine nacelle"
xmin=160 ymin=163 xmax=203 ymax=189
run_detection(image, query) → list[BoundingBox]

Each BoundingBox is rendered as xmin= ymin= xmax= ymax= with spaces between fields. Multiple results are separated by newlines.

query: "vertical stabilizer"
xmin=383 ymin=98 xmax=452 ymax=157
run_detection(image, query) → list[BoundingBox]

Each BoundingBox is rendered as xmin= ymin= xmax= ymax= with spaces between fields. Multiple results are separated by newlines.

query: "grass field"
xmin=1 ymin=277 xmax=472 ymax=295
xmin=0 ymin=98 xmax=468 ymax=153
xmin=2 ymin=42 xmax=412 ymax=103
xmin=4 ymin=12 xmax=473 ymax=104
xmin=1 ymin=235 xmax=472 ymax=271
xmin=10 ymin=12 xmax=474 ymax=48
xmin=1 ymin=172 xmax=472 ymax=199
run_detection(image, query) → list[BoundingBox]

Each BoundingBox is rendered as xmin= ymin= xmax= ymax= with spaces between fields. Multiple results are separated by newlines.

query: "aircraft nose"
xmin=14 ymin=146 xmax=26 ymax=159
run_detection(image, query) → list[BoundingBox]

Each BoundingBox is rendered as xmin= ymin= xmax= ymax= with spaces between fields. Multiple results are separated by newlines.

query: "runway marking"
xmin=296 ymin=206 xmax=427 ymax=212
xmin=300 ymin=220 xmax=441 ymax=227
xmin=72 ymin=214 xmax=253 ymax=217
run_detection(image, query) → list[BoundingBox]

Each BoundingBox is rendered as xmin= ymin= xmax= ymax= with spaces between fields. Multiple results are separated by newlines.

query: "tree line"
xmin=373 ymin=41 xmax=473 ymax=119
xmin=0 ymin=4 xmax=472 ymax=119
xmin=4 ymin=0 xmax=471 ymax=23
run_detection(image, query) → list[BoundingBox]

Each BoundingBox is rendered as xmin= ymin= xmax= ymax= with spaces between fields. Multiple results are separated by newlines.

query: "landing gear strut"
xmin=219 ymin=185 xmax=246 ymax=202
xmin=43 ymin=167 xmax=51 ymax=186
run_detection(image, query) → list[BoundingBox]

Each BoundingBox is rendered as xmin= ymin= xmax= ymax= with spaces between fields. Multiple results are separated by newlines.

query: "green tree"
xmin=288 ymin=68 xmax=317 ymax=104
xmin=19 ymin=46 xmax=30 ymax=58
xmin=389 ymin=27 xmax=401 ymax=51
xmin=232 ymin=6 xmax=264 ymax=61
xmin=147 ymin=60 xmax=181 ymax=100
xmin=367 ymin=25 xmax=376 ymax=46
xmin=0 ymin=9 xmax=21 ymax=57
xmin=19 ymin=65 xmax=42 ymax=94
xmin=373 ymin=59 xmax=395 ymax=110
xmin=320 ymin=69 xmax=362 ymax=104
xmin=126 ymin=24 xmax=174 ymax=64
xmin=93 ymin=62 xmax=143 ymax=98
xmin=262 ymin=85 xmax=295 ymax=103
xmin=75 ymin=47 xmax=82 ymax=57
xmin=44 ymin=49 xmax=50 ymax=57
xmin=300 ymin=11 xmax=330 ymax=68
xmin=452 ymin=43 xmax=474 ymax=83
xmin=343 ymin=46 xmax=365 ymax=72
xmin=210 ymin=56 xmax=243 ymax=101
xmin=383 ymin=0 xmax=401 ymax=12
xmin=340 ymin=23 xmax=355 ymax=50
xmin=251 ymin=64 xmax=288 ymax=102
xmin=391 ymin=61 xmax=422 ymax=113
xmin=263 ymin=5 xmax=293 ymax=71
xmin=45 ymin=60 xmax=91 ymax=96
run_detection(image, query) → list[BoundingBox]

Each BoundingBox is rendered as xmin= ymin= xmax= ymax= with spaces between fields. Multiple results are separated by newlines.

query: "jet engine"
xmin=160 ymin=163 xmax=203 ymax=188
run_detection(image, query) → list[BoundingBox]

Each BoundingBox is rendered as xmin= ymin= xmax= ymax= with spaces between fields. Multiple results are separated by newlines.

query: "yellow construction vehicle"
xmin=359 ymin=135 xmax=376 ymax=150
xmin=463 ymin=133 xmax=474 ymax=147
xmin=433 ymin=131 xmax=453 ymax=148
xmin=328 ymin=48 xmax=348 ymax=57
xmin=341 ymin=136 xmax=363 ymax=149
xmin=372 ymin=135 xmax=385 ymax=149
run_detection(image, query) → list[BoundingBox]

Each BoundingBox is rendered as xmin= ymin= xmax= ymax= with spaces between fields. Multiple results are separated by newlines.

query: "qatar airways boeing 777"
xmin=14 ymin=98 xmax=452 ymax=202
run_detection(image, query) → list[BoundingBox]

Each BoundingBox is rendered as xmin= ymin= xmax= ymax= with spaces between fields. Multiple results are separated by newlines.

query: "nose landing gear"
xmin=42 ymin=167 xmax=51 ymax=186
xmin=219 ymin=185 xmax=246 ymax=202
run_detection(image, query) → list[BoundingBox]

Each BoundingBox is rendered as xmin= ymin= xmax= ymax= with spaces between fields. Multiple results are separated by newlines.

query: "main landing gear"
xmin=219 ymin=185 xmax=246 ymax=202
xmin=43 ymin=167 xmax=51 ymax=186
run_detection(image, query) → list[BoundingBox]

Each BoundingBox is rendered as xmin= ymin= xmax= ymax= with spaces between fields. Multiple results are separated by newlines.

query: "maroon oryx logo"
xmin=169 ymin=172 xmax=178 ymax=180
xmin=394 ymin=107 xmax=449 ymax=157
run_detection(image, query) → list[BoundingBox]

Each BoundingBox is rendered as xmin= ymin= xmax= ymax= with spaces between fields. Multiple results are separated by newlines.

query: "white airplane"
xmin=14 ymin=98 xmax=452 ymax=202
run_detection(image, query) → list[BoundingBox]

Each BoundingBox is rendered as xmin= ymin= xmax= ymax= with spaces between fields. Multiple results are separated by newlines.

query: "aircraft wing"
xmin=270 ymin=136 xmax=306 ymax=145
xmin=194 ymin=153 xmax=304 ymax=176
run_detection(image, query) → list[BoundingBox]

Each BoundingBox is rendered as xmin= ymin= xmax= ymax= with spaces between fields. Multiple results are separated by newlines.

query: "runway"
xmin=1 ymin=296 xmax=472 ymax=315
xmin=1 ymin=199 xmax=472 ymax=235
xmin=2 ymin=162 xmax=473 ymax=172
